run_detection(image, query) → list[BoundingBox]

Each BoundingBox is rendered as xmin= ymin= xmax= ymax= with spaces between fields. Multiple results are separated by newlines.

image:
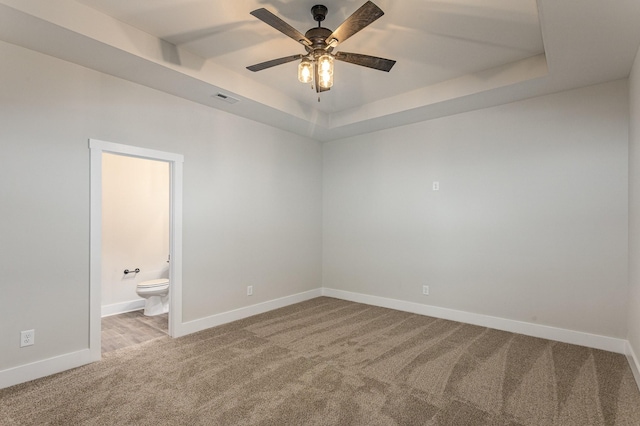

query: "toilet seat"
xmin=137 ymin=278 xmax=169 ymax=288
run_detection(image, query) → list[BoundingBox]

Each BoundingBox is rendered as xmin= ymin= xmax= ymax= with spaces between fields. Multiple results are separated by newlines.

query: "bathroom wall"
xmin=101 ymin=153 xmax=170 ymax=315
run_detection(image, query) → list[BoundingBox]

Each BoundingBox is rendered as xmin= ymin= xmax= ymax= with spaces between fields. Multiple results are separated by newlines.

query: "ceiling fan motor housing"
xmin=305 ymin=27 xmax=333 ymax=52
xmin=311 ymin=5 xmax=328 ymax=22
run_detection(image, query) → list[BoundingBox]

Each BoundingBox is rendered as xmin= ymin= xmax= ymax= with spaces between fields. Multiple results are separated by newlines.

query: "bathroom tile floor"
xmin=101 ymin=310 xmax=168 ymax=354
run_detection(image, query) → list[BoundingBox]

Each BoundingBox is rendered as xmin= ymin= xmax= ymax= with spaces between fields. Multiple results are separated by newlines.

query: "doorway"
xmin=101 ymin=153 xmax=169 ymax=352
xmin=89 ymin=139 xmax=184 ymax=362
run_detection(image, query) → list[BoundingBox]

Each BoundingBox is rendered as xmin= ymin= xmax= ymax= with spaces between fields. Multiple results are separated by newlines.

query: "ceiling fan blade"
xmin=328 ymin=1 xmax=385 ymax=45
xmin=250 ymin=8 xmax=311 ymax=46
xmin=247 ymin=54 xmax=303 ymax=72
xmin=334 ymin=52 xmax=396 ymax=72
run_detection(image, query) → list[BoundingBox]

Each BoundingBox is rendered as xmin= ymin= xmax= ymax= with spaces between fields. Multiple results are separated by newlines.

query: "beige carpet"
xmin=1 ymin=297 xmax=639 ymax=425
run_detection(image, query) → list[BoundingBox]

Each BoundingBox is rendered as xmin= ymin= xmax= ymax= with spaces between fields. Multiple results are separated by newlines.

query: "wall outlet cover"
xmin=20 ymin=329 xmax=35 ymax=347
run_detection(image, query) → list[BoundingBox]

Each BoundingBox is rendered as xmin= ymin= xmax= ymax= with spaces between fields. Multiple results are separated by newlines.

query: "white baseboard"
xmin=322 ymin=288 xmax=628 ymax=354
xmin=0 ymin=290 xmax=321 ymax=389
xmin=626 ymin=341 xmax=640 ymax=391
xmin=0 ymin=348 xmax=97 ymax=390
xmin=173 ymin=288 xmax=323 ymax=337
xmin=3 ymin=287 xmax=633 ymax=391
xmin=101 ymin=299 xmax=145 ymax=317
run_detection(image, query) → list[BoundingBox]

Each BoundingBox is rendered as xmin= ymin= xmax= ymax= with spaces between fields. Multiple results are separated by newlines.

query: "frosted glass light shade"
xmin=318 ymin=54 xmax=334 ymax=89
xmin=298 ymin=60 xmax=313 ymax=83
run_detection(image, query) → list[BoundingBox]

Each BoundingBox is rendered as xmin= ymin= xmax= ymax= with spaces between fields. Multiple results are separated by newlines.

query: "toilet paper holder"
xmin=123 ymin=268 xmax=140 ymax=275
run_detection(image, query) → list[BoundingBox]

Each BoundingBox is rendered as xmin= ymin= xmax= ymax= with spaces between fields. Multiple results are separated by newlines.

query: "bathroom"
xmin=100 ymin=153 xmax=170 ymax=352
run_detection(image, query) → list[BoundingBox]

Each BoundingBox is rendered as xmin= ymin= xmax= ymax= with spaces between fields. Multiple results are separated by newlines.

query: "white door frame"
xmin=89 ymin=139 xmax=184 ymax=361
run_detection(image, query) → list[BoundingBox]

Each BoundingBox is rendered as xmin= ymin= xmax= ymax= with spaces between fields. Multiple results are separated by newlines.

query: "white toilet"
xmin=136 ymin=279 xmax=169 ymax=316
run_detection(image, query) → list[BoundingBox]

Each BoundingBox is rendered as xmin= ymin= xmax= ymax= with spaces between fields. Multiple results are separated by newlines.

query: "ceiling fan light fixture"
xmin=318 ymin=70 xmax=333 ymax=89
xmin=317 ymin=53 xmax=334 ymax=89
xmin=318 ymin=54 xmax=334 ymax=74
xmin=298 ymin=59 xmax=313 ymax=83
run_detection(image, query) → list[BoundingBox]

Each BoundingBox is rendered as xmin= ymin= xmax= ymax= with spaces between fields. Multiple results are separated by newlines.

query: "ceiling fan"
xmin=246 ymin=1 xmax=396 ymax=93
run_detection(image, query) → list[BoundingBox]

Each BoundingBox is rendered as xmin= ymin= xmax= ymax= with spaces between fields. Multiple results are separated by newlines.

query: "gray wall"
xmin=629 ymin=45 xmax=640 ymax=356
xmin=323 ymin=80 xmax=629 ymax=338
xmin=0 ymin=41 xmax=323 ymax=370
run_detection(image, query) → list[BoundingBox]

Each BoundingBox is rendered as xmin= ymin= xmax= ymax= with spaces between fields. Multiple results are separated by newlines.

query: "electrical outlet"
xmin=20 ymin=329 xmax=35 ymax=347
xmin=422 ymin=285 xmax=429 ymax=295
xmin=247 ymin=286 xmax=253 ymax=296
xmin=432 ymin=181 xmax=440 ymax=191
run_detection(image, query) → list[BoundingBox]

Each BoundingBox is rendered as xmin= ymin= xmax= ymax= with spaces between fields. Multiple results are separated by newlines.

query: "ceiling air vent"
xmin=213 ymin=92 xmax=240 ymax=104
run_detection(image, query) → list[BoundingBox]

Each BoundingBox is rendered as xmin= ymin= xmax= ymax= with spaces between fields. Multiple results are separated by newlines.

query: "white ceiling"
xmin=74 ymin=0 xmax=545 ymax=113
xmin=1 ymin=0 xmax=640 ymax=141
